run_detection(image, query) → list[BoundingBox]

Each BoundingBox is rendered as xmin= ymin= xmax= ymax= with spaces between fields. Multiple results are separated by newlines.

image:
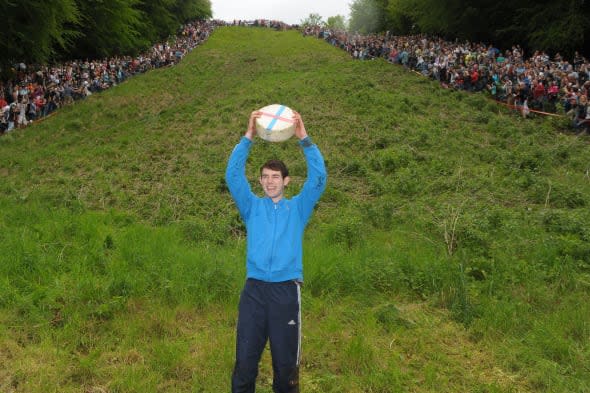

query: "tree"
xmin=0 ymin=0 xmax=213 ymax=67
xmin=138 ymin=0 xmax=212 ymax=43
xmin=0 ymin=0 xmax=80 ymax=67
xmin=383 ymin=0 xmax=590 ymax=57
xmin=172 ymin=0 xmax=212 ymax=23
xmin=64 ymin=0 xmax=212 ymax=60
xmin=137 ymin=0 xmax=178 ymax=43
xmin=497 ymin=0 xmax=590 ymax=56
xmin=349 ymin=0 xmax=386 ymax=33
xmin=326 ymin=15 xmax=347 ymax=30
xmin=66 ymin=0 xmax=147 ymax=59
xmin=385 ymin=0 xmax=416 ymax=34
xmin=300 ymin=13 xmax=324 ymax=27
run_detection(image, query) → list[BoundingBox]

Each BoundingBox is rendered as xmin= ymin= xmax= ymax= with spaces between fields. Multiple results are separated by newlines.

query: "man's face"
xmin=259 ymin=168 xmax=290 ymax=202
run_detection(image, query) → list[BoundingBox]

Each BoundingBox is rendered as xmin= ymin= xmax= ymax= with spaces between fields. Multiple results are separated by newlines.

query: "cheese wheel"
xmin=255 ymin=104 xmax=295 ymax=142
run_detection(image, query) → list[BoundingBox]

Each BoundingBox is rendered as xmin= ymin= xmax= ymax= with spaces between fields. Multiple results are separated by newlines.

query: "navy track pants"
xmin=232 ymin=278 xmax=301 ymax=393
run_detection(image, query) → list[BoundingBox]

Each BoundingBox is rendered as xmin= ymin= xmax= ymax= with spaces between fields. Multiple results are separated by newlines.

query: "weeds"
xmin=0 ymin=26 xmax=589 ymax=392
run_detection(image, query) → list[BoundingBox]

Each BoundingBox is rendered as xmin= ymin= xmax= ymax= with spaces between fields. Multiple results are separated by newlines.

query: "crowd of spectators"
xmin=4 ymin=20 xmax=589 ymax=136
xmin=0 ymin=18 xmax=299 ymax=135
xmin=304 ymin=26 xmax=590 ymax=135
xmin=228 ymin=19 xmax=294 ymax=30
xmin=0 ymin=20 xmax=222 ymax=134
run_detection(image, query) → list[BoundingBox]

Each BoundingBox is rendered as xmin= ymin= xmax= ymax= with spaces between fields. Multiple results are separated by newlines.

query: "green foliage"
xmin=300 ymin=13 xmax=325 ymax=28
xmin=0 ymin=0 xmax=80 ymax=67
xmin=0 ymin=0 xmax=212 ymax=64
xmin=382 ymin=0 xmax=590 ymax=56
xmin=173 ymin=0 xmax=212 ymax=23
xmin=137 ymin=0 xmax=179 ymax=43
xmin=349 ymin=0 xmax=387 ymax=33
xmin=323 ymin=210 xmax=366 ymax=249
xmin=68 ymin=0 xmax=147 ymax=59
xmin=498 ymin=0 xmax=590 ymax=56
xmin=1 ymin=27 xmax=590 ymax=392
xmin=385 ymin=0 xmax=415 ymax=33
xmin=325 ymin=15 xmax=347 ymax=30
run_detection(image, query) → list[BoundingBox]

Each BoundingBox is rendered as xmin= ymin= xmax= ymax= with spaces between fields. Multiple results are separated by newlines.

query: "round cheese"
xmin=255 ymin=104 xmax=295 ymax=142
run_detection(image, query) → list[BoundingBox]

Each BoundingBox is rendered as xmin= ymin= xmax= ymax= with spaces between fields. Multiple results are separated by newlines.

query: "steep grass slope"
xmin=0 ymin=27 xmax=589 ymax=392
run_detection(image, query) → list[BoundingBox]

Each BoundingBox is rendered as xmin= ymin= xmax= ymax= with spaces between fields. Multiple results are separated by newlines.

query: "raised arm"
xmin=244 ymin=110 xmax=261 ymax=141
xmin=225 ymin=111 xmax=261 ymax=220
xmin=292 ymin=110 xmax=308 ymax=140
xmin=292 ymin=111 xmax=327 ymax=223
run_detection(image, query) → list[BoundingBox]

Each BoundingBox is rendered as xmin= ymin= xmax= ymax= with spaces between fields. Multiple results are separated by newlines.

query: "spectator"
xmin=532 ymin=80 xmax=546 ymax=110
xmin=304 ymin=26 xmax=589 ymax=131
xmin=0 ymin=19 xmax=222 ymax=133
xmin=16 ymin=97 xmax=29 ymax=127
xmin=573 ymin=94 xmax=590 ymax=135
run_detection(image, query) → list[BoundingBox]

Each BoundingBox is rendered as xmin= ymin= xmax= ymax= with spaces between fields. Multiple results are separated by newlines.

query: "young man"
xmin=225 ymin=110 xmax=327 ymax=393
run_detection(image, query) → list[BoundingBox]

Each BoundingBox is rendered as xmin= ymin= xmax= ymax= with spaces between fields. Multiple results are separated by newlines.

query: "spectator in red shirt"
xmin=533 ymin=81 xmax=546 ymax=99
xmin=470 ymin=67 xmax=479 ymax=91
xmin=532 ymin=80 xmax=546 ymax=110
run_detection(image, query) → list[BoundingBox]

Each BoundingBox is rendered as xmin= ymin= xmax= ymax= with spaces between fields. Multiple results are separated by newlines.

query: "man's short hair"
xmin=260 ymin=159 xmax=289 ymax=178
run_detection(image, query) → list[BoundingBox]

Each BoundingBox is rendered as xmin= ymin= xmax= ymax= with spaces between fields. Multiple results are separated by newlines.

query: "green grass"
xmin=1 ymin=26 xmax=589 ymax=392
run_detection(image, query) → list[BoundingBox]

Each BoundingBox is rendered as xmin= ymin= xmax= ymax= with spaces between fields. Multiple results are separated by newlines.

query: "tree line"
xmin=0 ymin=0 xmax=211 ymax=68
xmin=344 ymin=0 xmax=590 ymax=58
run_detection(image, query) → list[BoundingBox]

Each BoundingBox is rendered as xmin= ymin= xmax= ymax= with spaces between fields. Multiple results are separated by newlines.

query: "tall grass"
xmin=1 ymin=26 xmax=589 ymax=392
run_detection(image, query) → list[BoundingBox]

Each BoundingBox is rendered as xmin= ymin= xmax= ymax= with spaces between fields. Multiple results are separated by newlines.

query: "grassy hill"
xmin=1 ymin=27 xmax=589 ymax=392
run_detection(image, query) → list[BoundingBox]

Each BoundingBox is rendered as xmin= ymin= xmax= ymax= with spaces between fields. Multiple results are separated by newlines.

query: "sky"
xmin=211 ymin=0 xmax=351 ymax=25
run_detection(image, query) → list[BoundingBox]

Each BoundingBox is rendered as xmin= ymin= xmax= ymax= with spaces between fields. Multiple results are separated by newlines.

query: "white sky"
xmin=211 ymin=0 xmax=351 ymax=25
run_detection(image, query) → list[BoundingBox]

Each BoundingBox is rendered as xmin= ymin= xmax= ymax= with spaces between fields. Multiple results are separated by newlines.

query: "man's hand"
xmin=245 ymin=111 xmax=262 ymax=140
xmin=292 ymin=110 xmax=308 ymax=140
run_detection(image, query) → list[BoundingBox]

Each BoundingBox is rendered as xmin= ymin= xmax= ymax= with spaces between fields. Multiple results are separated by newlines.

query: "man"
xmin=225 ymin=110 xmax=327 ymax=393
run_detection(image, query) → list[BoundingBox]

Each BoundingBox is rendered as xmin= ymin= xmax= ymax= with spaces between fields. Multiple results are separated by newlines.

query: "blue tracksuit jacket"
xmin=225 ymin=136 xmax=327 ymax=282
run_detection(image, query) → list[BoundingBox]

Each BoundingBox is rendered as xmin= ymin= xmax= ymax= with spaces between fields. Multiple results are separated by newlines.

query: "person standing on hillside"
xmin=225 ymin=110 xmax=327 ymax=393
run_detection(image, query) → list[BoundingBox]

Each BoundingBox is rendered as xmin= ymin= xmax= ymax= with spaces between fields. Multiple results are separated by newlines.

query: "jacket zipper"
xmin=269 ymin=202 xmax=279 ymax=281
